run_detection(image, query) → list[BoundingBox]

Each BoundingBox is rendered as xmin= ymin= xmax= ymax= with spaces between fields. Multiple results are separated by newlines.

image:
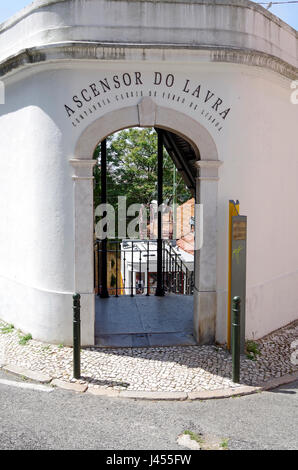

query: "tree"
xmin=94 ymin=127 xmax=191 ymax=236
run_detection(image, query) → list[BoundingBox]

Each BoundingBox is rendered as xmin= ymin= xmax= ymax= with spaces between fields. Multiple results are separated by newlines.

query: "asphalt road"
xmin=0 ymin=370 xmax=297 ymax=450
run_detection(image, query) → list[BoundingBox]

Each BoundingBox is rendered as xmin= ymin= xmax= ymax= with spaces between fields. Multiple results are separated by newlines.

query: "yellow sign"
xmin=227 ymin=200 xmax=239 ymax=350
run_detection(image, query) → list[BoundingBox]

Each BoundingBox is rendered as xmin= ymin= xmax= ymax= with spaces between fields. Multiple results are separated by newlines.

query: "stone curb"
xmin=51 ymin=378 xmax=88 ymax=393
xmin=1 ymin=364 xmax=297 ymax=400
xmin=187 ymin=385 xmax=259 ymax=400
xmin=3 ymin=364 xmax=52 ymax=384
xmin=118 ymin=390 xmax=188 ymax=400
xmin=87 ymin=387 xmax=120 ymax=397
xmin=84 ymin=371 xmax=298 ymax=400
xmin=259 ymin=372 xmax=298 ymax=391
xmin=88 ymin=372 xmax=298 ymax=401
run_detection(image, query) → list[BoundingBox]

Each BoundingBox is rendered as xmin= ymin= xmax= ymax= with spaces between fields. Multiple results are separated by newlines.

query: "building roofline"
xmin=0 ymin=0 xmax=297 ymax=36
xmin=0 ymin=1 xmax=297 ymax=80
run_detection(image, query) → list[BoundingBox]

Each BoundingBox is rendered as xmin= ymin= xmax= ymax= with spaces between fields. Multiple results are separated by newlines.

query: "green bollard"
xmin=232 ymin=296 xmax=241 ymax=383
xmin=73 ymin=293 xmax=81 ymax=379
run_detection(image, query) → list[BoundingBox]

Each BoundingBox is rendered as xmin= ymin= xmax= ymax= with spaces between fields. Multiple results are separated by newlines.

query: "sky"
xmin=0 ymin=0 xmax=297 ymax=30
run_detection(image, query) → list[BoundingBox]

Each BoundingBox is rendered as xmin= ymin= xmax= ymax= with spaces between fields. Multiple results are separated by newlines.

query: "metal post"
xmin=172 ymin=164 xmax=177 ymax=240
xmin=162 ymin=240 xmax=165 ymax=293
xmin=169 ymin=244 xmax=173 ymax=293
xmin=166 ymin=243 xmax=169 ymax=292
xmin=115 ymin=242 xmax=119 ymax=297
xmin=100 ymin=139 xmax=109 ymax=298
xmin=232 ymin=296 xmax=241 ymax=383
xmin=227 ymin=200 xmax=240 ymax=348
xmin=180 ymin=258 xmax=183 ymax=294
xmin=155 ymin=129 xmax=164 ymax=296
xmin=123 ymin=249 xmax=126 ymax=294
xmin=73 ymin=293 xmax=81 ymax=379
xmin=97 ymin=241 xmax=100 ymax=296
xmin=174 ymin=253 xmax=178 ymax=293
xmin=94 ymin=243 xmax=96 ymax=293
xmin=146 ymin=241 xmax=150 ymax=296
xmin=131 ymin=241 xmax=134 ymax=297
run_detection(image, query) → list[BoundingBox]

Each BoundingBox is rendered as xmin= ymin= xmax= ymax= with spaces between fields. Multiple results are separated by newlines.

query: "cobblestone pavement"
xmin=0 ymin=319 xmax=297 ymax=392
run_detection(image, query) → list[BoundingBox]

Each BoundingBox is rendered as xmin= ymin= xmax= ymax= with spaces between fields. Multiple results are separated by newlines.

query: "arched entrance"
xmin=71 ymin=99 xmax=221 ymax=345
xmin=0 ymin=0 xmax=297 ymax=348
xmin=94 ymin=126 xmax=195 ymax=346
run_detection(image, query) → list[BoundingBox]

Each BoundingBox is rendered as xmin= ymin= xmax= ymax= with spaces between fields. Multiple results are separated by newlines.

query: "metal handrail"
xmin=94 ymin=239 xmax=194 ymax=296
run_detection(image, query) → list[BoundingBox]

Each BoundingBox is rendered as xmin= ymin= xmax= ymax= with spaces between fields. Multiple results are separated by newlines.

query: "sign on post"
xmin=227 ymin=200 xmax=239 ymax=350
xmin=230 ymin=215 xmax=247 ymax=353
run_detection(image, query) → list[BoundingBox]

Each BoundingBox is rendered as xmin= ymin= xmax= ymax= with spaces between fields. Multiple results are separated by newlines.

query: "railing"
xmin=94 ymin=239 xmax=194 ymax=297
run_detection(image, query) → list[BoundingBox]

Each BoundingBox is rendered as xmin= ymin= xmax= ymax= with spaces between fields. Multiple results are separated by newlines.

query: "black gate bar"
xmin=155 ymin=130 xmax=164 ymax=296
xmin=100 ymin=139 xmax=109 ymax=298
xmin=94 ymin=239 xmax=193 ymax=296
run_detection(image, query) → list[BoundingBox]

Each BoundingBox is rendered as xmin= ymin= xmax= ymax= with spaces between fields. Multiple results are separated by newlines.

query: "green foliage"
xmin=246 ymin=340 xmax=261 ymax=360
xmin=0 ymin=324 xmax=14 ymax=334
xmin=18 ymin=333 xmax=32 ymax=345
xmin=183 ymin=430 xmax=204 ymax=445
xmin=94 ymin=128 xmax=191 ymax=235
xmin=220 ymin=438 xmax=229 ymax=450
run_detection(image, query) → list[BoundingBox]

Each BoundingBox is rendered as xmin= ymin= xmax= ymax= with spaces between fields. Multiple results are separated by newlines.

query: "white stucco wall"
xmin=0 ymin=70 xmax=76 ymax=343
xmin=1 ymin=60 xmax=297 ymax=343
xmin=215 ymin=67 xmax=298 ymax=341
xmin=0 ymin=0 xmax=297 ymax=345
xmin=0 ymin=0 xmax=297 ymax=70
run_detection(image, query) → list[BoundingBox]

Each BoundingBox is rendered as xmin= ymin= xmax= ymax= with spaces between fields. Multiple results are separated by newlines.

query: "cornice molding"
xmin=196 ymin=160 xmax=223 ymax=179
xmin=195 ymin=161 xmax=223 ymax=169
xmin=0 ymin=42 xmax=297 ymax=80
xmin=70 ymin=158 xmax=96 ymax=179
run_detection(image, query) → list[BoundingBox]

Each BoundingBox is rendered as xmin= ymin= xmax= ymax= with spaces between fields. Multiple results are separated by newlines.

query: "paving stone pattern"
xmin=0 ymin=319 xmax=297 ymax=392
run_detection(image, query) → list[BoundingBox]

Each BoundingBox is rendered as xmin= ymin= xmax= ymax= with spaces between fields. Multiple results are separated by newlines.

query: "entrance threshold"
xmin=95 ymin=295 xmax=196 ymax=347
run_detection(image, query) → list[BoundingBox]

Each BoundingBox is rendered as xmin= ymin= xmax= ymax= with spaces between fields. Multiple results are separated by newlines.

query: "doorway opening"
xmin=93 ymin=126 xmax=198 ymax=347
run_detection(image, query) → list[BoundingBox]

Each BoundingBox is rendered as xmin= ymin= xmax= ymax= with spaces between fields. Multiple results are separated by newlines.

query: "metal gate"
xmin=94 ymin=128 xmax=196 ymax=300
xmin=94 ymin=238 xmax=194 ymax=297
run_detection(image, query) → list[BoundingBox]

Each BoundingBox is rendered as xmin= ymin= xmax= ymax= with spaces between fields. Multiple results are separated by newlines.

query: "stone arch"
xmin=71 ymin=99 xmax=221 ymax=345
xmin=74 ymin=99 xmax=218 ymax=162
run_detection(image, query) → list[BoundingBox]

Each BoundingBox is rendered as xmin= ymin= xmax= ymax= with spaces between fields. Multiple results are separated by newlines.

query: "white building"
xmin=120 ymin=240 xmax=194 ymax=296
xmin=0 ymin=0 xmax=297 ymax=346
